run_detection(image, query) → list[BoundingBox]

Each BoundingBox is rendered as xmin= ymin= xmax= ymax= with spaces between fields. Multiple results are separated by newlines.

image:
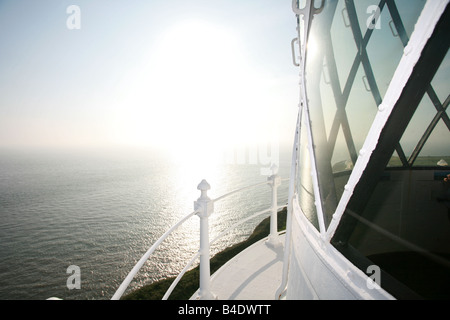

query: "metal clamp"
xmin=389 ymin=20 xmax=399 ymax=37
xmin=342 ymin=7 xmax=350 ymax=27
xmin=292 ymin=0 xmax=325 ymax=16
xmin=362 ymin=75 xmax=372 ymax=92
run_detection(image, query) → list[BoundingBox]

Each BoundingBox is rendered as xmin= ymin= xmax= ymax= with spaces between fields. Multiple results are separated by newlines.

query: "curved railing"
xmin=111 ymin=170 xmax=288 ymax=300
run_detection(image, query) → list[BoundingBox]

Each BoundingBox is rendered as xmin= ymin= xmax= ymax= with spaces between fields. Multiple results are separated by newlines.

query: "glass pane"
xmin=431 ymin=50 xmax=450 ymax=106
xmin=353 ymin=0 xmax=381 ymax=36
xmin=387 ymin=150 xmax=404 ymax=167
xmin=343 ymin=162 xmax=450 ymax=299
xmin=365 ymin=7 xmax=404 ymax=99
xmin=413 ymin=120 xmax=450 ymax=167
xmin=303 ymin=0 xmax=428 ymax=229
xmin=330 ymin=0 xmax=358 ymax=88
xmin=319 ymin=61 xmax=338 ymax=139
xmin=330 ymin=0 xmax=449 ymax=299
xmin=331 ymin=126 xmax=354 ymax=202
xmin=345 ymin=65 xmax=379 ymax=152
xmin=297 ymin=108 xmax=319 ymax=230
xmin=400 ymin=95 xmax=436 ymax=159
xmin=351 ymin=0 xmax=426 ymax=41
xmin=331 ymin=125 xmax=354 ymax=173
xmin=394 ymin=0 xmax=427 ymax=39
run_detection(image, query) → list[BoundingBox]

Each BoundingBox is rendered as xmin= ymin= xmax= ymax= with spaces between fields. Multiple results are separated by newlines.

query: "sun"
xmin=112 ymin=20 xmax=251 ymax=147
xmin=110 ymin=18 xmax=282 ymax=166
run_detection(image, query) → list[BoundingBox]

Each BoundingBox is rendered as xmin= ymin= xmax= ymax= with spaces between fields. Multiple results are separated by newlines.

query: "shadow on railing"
xmin=111 ymin=167 xmax=287 ymax=300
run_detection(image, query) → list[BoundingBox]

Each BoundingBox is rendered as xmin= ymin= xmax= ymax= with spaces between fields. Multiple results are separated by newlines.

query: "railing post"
xmin=194 ymin=179 xmax=216 ymax=300
xmin=266 ymin=164 xmax=282 ymax=248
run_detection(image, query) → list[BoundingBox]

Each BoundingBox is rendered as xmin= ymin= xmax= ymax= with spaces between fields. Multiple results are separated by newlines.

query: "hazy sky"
xmin=0 ymin=0 xmax=299 ymax=156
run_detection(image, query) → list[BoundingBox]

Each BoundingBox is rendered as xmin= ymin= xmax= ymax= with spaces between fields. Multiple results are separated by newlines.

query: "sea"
xmin=0 ymin=146 xmax=291 ymax=300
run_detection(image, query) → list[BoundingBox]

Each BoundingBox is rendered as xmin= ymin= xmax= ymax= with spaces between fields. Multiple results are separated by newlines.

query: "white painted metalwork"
xmin=111 ymin=174 xmax=287 ymax=300
xmin=162 ymin=252 xmax=201 ymax=300
xmin=275 ymin=113 xmax=301 ymax=300
xmin=111 ymin=209 xmax=199 ymax=300
xmin=266 ymin=165 xmax=283 ymax=248
xmin=326 ymin=0 xmax=450 ymax=240
xmin=288 ymin=198 xmax=395 ymax=300
xmin=194 ymin=179 xmax=216 ymax=300
xmin=280 ymin=0 xmax=449 ymax=300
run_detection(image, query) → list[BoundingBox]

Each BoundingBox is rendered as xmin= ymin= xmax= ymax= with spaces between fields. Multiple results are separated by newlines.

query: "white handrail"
xmin=162 ymin=252 xmax=201 ymax=300
xmin=209 ymin=208 xmax=271 ymax=245
xmin=162 ymin=204 xmax=286 ymax=300
xmin=111 ymin=209 xmax=199 ymax=300
xmin=212 ymin=181 xmax=269 ymax=203
xmin=111 ymin=175 xmax=287 ymax=300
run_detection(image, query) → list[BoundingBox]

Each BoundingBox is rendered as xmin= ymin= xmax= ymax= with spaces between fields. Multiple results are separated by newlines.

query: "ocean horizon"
xmin=0 ymin=146 xmax=291 ymax=300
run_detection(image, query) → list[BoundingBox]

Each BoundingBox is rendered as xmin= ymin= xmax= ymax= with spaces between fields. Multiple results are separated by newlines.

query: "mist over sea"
xmin=0 ymin=146 xmax=290 ymax=300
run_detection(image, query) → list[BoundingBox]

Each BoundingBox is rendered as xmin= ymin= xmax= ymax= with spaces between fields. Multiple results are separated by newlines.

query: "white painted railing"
xmin=111 ymin=168 xmax=287 ymax=300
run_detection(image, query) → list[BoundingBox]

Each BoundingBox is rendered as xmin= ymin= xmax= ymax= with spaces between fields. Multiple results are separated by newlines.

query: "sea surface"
xmin=0 ymin=147 xmax=291 ymax=300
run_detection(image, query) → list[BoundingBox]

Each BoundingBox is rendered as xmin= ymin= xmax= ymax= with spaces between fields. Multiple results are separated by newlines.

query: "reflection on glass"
xmin=431 ymin=50 xmax=450 ymax=111
xmin=400 ymin=96 xmax=437 ymax=158
xmin=365 ymin=7 xmax=404 ymax=98
xmin=329 ymin=0 xmax=356 ymax=88
xmin=395 ymin=0 xmax=427 ymax=39
xmin=297 ymin=108 xmax=319 ymax=230
xmin=352 ymin=0 xmax=381 ymax=35
xmin=328 ymin=0 xmax=450 ymax=300
xmin=344 ymin=65 xmax=378 ymax=154
xmin=299 ymin=0 xmax=427 ymax=227
xmin=398 ymin=46 xmax=450 ymax=167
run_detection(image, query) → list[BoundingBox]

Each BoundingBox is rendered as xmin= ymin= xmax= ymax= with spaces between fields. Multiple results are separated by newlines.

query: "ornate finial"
xmin=197 ymin=179 xmax=211 ymax=192
xmin=270 ymin=163 xmax=279 ymax=175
